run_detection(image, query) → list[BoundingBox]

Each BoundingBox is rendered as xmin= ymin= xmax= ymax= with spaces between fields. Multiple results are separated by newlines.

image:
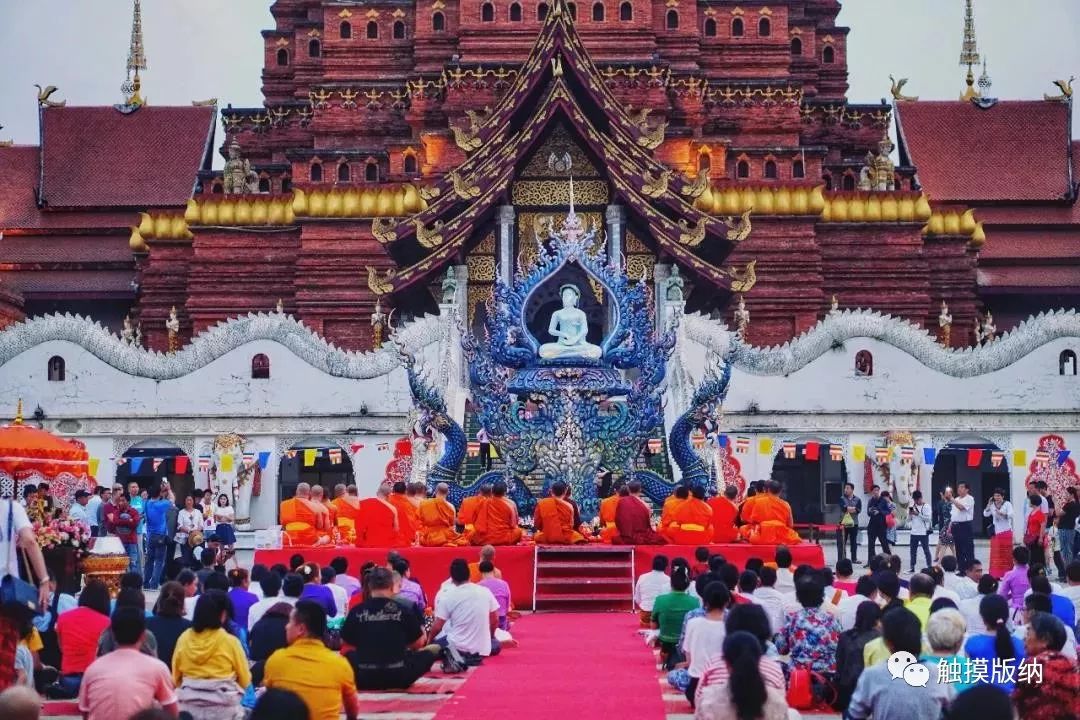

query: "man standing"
xmin=105 ymin=493 xmax=141 ymax=574
xmin=430 ymin=558 xmax=500 ymax=663
xmin=142 ymin=484 xmax=173 ymax=589
xmin=96 ymin=488 xmax=115 ymax=539
xmin=951 ymin=482 xmax=976 ymax=573
xmin=838 ymin=482 xmax=862 ymax=563
xmin=77 ymin=607 xmax=177 ymax=720
xmin=865 ymin=485 xmax=890 ymax=557
xmin=127 ymin=482 xmax=146 ymax=573
xmin=263 ymin=601 xmax=359 ymax=720
xmin=477 ymin=427 xmax=491 ymax=471
xmin=68 ymin=491 xmax=94 ymax=532
xmin=84 ymin=488 xmax=104 ymax=537
xmin=908 ymin=490 xmax=933 ymax=572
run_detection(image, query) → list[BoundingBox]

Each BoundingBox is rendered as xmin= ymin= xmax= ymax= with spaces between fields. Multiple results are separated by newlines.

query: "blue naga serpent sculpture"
xmin=667 ymin=345 xmax=737 ymax=488
xmin=400 ymin=354 xmax=467 ymax=487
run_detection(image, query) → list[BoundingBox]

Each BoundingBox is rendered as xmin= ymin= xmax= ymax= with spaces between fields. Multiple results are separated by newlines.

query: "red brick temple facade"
xmin=1 ymin=0 xmax=1076 ymax=352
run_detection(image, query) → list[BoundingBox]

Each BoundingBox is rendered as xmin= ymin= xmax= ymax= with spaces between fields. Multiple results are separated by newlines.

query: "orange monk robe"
xmin=355 ymin=497 xmax=404 ymax=547
xmin=333 ymin=496 xmax=363 ymax=526
xmin=280 ymin=497 xmax=332 ymax=546
xmin=468 ymin=562 xmax=503 ymax=583
xmin=470 ymin=497 xmax=523 ymax=546
xmin=599 ymin=495 xmax=621 ymax=543
xmin=458 ymin=495 xmax=483 ymax=533
xmin=418 ymin=497 xmax=466 ymax=547
xmin=707 ymin=495 xmax=740 ymax=543
xmin=388 ymin=493 xmax=419 ymax=546
xmin=745 ymin=494 xmax=801 ymax=545
xmin=660 ymin=496 xmax=687 ymax=534
xmin=737 ymin=494 xmax=765 ymax=541
xmin=664 ymin=498 xmax=715 ymax=545
xmin=533 ymin=497 xmax=585 ymax=545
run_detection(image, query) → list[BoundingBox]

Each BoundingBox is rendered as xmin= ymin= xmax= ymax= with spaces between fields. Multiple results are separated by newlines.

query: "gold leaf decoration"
xmin=371 ymin=217 xmax=399 ymax=244
xmin=677 ymin=218 xmax=707 ymax=247
xmin=724 ymin=208 xmax=753 ymax=243
xmin=680 ymin=170 xmax=709 ymax=199
xmin=413 ymin=219 xmax=445 ymax=248
xmin=448 ymin=170 xmax=481 ymax=200
xmin=366 ymin=266 xmax=395 ymax=295
xmin=450 ymin=124 xmax=482 ymax=152
xmin=729 ymin=260 xmax=757 ymax=293
xmin=419 ymin=185 xmax=441 ymax=201
xmin=641 ymin=169 xmax=672 ymax=199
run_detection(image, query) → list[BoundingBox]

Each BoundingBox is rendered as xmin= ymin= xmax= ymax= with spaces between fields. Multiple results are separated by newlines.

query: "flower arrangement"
xmin=33 ymin=517 xmax=91 ymax=550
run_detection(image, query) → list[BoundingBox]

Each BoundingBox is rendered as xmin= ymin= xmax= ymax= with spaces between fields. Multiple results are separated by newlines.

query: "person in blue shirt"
xmin=142 ymin=482 xmax=174 ymax=589
xmin=962 ymin=593 xmax=1025 ymax=693
xmin=1029 ymin=574 xmax=1076 ymax=628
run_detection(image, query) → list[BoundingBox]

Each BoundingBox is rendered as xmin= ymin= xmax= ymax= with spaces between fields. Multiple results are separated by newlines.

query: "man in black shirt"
xmin=341 ymin=567 xmax=441 ymax=690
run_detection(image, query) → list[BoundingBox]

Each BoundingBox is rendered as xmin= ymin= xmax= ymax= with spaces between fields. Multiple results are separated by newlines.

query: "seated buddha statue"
xmin=538 ymin=284 xmax=602 ymax=361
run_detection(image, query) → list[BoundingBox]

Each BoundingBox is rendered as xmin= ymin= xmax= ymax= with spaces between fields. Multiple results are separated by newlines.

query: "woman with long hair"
xmin=694 ymin=631 xmax=789 ymax=720
xmin=171 ymin=590 xmax=251 ymax=720
xmin=982 ymin=488 xmax=1014 ymax=577
xmin=213 ymin=494 xmax=237 ymax=564
xmin=49 ymin=580 xmax=111 ymax=698
xmin=834 ymin=601 xmax=881 ymax=710
xmin=961 ymin=593 xmax=1025 ymax=692
xmin=147 ymin=580 xmax=192 ymax=667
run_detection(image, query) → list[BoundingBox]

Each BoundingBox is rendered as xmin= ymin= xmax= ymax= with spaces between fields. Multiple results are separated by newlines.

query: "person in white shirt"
xmin=948 ymin=558 xmax=982 ymax=600
xmin=908 ymin=491 xmax=933 ymax=572
xmin=634 ymin=555 xmax=671 ymax=625
xmin=837 ymin=576 xmax=878 ymax=631
xmin=431 ymin=559 xmax=500 ymax=659
xmin=950 ymin=482 xmax=976 ymax=572
xmin=958 ymin=575 xmax=1000 ymax=635
xmin=1059 ymin=561 xmax=1080 ymax=618
xmin=774 ymin=546 xmax=795 ymax=592
xmin=85 ymin=487 xmax=104 ymax=536
xmin=68 ymin=490 xmax=94 ymax=530
xmin=321 ymin=566 xmax=349 ymax=616
xmin=248 ymin=572 xmax=302 ymax=630
xmin=0 ymin=495 xmax=51 ymax=613
xmin=681 ymin=582 xmax=729 ymax=706
xmin=175 ymin=495 xmax=204 ymax=565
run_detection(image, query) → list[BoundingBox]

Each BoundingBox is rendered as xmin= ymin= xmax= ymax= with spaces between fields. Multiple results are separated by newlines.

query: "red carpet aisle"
xmin=436 ymin=613 xmax=668 ymax=720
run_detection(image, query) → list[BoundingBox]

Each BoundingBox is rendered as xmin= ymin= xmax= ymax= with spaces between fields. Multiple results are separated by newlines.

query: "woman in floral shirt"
xmin=1013 ymin=612 xmax=1080 ymax=720
xmin=774 ymin=577 xmax=842 ymax=674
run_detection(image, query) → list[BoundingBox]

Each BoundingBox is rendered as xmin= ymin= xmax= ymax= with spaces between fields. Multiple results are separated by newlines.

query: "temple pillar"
xmin=605 ymin=204 xmax=626 ymax=330
xmin=497 ymin=205 xmax=515 ymax=285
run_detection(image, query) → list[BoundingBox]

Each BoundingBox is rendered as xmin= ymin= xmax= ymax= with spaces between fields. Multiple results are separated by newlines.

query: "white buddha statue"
xmin=538 ymin=284 xmax=602 ymax=361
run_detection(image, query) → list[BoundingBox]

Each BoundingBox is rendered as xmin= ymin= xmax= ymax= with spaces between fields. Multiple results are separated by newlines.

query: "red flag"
xmin=174 ymin=455 xmax=189 ymax=474
xmin=966 ymin=449 xmax=983 ymax=467
xmin=803 ymin=442 xmax=820 ymax=461
xmin=350 ymin=443 xmax=364 ymax=454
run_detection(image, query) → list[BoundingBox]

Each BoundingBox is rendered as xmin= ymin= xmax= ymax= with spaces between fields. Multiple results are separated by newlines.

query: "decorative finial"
xmin=959 ymin=0 xmax=981 ymax=101
xmin=734 ymin=295 xmax=750 ymax=337
xmin=977 ymin=58 xmax=992 ymax=93
xmin=121 ymin=0 xmax=148 ymax=107
xmin=938 ymin=301 xmax=953 ymax=347
xmin=13 ymin=398 xmax=23 ymax=426
xmin=166 ymin=305 xmax=180 ymax=353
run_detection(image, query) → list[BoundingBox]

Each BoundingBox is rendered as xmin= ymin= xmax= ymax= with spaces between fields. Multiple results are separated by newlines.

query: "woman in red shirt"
xmin=1024 ymin=492 xmax=1048 ymax=569
xmin=51 ymin=580 xmax=111 ymax=698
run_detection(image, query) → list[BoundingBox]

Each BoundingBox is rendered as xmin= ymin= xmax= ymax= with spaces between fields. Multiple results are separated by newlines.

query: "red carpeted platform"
xmin=633 ymin=543 xmax=825 ymax=579
xmin=254 ymin=545 xmax=536 ymax=607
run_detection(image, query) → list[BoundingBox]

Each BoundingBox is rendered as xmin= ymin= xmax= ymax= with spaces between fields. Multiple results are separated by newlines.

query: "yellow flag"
xmin=853 ymin=445 xmax=866 ymax=462
xmin=303 ymin=448 xmax=317 ymax=467
xmin=1013 ymin=449 xmax=1027 ymax=468
xmin=220 ymin=454 xmax=234 ymax=472
xmin=758 ymin=437 xmax=773 ymax=455
xmin=88 ymin=458 xmax=100 ymax=477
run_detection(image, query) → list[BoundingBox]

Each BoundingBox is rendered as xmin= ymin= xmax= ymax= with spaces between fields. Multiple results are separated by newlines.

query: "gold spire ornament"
xmin=13 ymin=398 xmax=23 ymax=426
xmin=121 ymin=0 xmax=148 ymax=106
xmin=959 ymin=0 xmax=980 ymax=101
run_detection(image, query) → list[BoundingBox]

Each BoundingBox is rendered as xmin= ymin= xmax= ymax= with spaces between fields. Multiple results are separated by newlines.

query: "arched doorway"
xmin=278 ymin=439 xmax=354 ymax=501
xmin=117 ymin=441 xmax=195 ymax=507
xmin=929 ymin=437 xmax=1010 ymax=538
xmin=769 ymin=439 xmax=849 ymax=524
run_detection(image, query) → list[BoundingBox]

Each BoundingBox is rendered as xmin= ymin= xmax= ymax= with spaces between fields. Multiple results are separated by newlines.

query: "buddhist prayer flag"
xmin=130 ymin=457 xmax=144 ymax=474
xmin=466 ymin=441 xmax=481 ymax=457
xmin=647 ymin=438 xmax=662 ymax=453
xmin=900 ymin=446 xmax=914 ymax=462
xmin=717 ymin=435 xmax=729 ymax=448
xmin=966 ymin=449 xmax=982 ymax=467
xmin=803 ymin=442 xmax=820 ymax=461
xmin=116 ymin=457 xmax=127 ymax=466
xmin=257 ymin=451 xmax=271 ymax=469
xmin=1058 ymin=450 xmax=1071 ymax=465
xmin=691 ymin=431 xmax=706 ymax=449
xmin=242 ymin=452 xmax=255 ymax=468
xmin=220 ymin=454 xmax=234 ymax=472
xmin=377 ymin=442 xmax=389 ymax=451
xmin=88 ymin=458 xmax=100 ymax=476
xmin=874 ymin=447 xmax=890 ymax=463
xmin=829 ymin=444 xmax=843 ymax=462
xmin=990 ymin=451 xmax=1005 ymax=468
xmin=852 ymin=445 xmax=866 ymax=462
xmin=782 ymin=442 xmax=797 ymax=460
xmin=923 ymin=447 xmax=937 ymax=465
xmin=1036 ymin=450 xmax=1049 ymax=466
xmin=303 ymin=449 xmax=317 ymax=467
xmin=286 ymin=450 xmax=298 ymax=459
xmin=152 ymin=458 xmax=163 ymax=472
xmin=197 ymin=456 xmax=211 ymax=471
xmin=328 ymin=448 xmax=342 ymax=464
xmin=174 ymin=455 xmax=189 ymax=474
xmin=736 ymin=436 xmax=750 ymax=453
xmin=1013 ymin=450 xmax=1027 ymax=467
xmin=350 ymin=443 xmax=364 ymax=454
xmin=758 ymin=438 xmax=773 ymax=456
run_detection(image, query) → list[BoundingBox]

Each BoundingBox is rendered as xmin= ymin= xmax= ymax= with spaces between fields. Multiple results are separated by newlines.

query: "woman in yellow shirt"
xmin=172 ymin=591 xmax=251 ymax=720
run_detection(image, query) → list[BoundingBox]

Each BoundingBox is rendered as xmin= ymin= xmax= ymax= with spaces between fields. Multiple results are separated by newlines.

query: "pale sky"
xmin=1 ymin=0 xmax=1078 ymax=165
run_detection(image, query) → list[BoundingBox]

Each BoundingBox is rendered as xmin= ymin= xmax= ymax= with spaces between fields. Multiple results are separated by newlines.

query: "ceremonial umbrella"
xmin=0 ymin=401 xmax=89 ymax=505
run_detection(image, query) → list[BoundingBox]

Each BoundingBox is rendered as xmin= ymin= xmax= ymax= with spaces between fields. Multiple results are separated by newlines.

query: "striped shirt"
xmin=695 ymin=656 xmax=786 ymax=706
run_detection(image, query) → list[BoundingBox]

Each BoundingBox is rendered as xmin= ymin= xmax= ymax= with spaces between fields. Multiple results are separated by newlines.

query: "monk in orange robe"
xmin=418 ymin=482 xmax=466 ymax=547
xmin=468 ymin=544 xmax=503 ymax=582
xmin=470 ymin=481 xmax=523 ymax=546
xmin=737 ymin=482 xmax=767 ymax=541
xmin=388 ymin=481 xmax=419 ymax=546
xmin=458 ymin=484 xmax=492 ymax=537
xmin=280 ymin=482 xmax=332 ymax=546
xmin=599 ymin=484 xmax=627 ymax=543
xmin=355 ymin=485 xmax=405 ymax=547
xmin=330 ymin=484 xmax=362 ymax=545
xmin=664 ymin=485 xmax=715 ymax=545
xmin=660 ymin=485 xmax=690 ymax=536
xmin=708 ymin=484 xmax=740 ymax=543
xmin=744 ymin=480 xmax=801 ymax=545
xmin=533 ymin=481 xmax=586 ymax=545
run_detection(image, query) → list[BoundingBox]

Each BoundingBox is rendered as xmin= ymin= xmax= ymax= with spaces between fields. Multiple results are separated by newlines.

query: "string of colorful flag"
xmin=689 ymin=432 xmax=1071 ymax=468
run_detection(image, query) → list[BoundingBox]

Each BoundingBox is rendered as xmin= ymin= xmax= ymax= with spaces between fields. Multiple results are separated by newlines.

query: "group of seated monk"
xmin=280 ymin=476 xmax=800 ymax=548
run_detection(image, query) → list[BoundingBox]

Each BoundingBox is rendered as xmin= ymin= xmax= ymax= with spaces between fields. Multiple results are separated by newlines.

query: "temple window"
xmin=281 ymin=177 xmax=292 ymax=193
xmin=365 ymin=161 xmax=379 ymax=182
xmin=310 ymin=161 xmax=323 ymax=182
xmin=666 ymin=9 xmax=678 ymax=29
xmin=790 ymin=37 xmax=802 ymax=55
xmin=538 ymin=3 xmax=549 ymax=20
xmin=258 ymin=177 xmax=271 ymax=192
xmin=276 ymin=48 xmax=289 ymax=66
xmin=251 ymin=354 xmax=270 ymax=380
xmin=338 ymin=162 xmax=350 ymax=182
xmin=823 ymin=173 xmax=833 ymax=190
xmin=482 ymin=2 xmax=495 ymax=21
xmin=823 ymin=45 xmax=835 ymax=63
xmin=568 ymin=3 xmax=577 ymax=20
xmin=1060 ymin=349 xmax=1078 ymax=376
xmin=764 ymin=160 xmax=778 ymax=179
xmin=366 ymin=21 xmax=378 ymax=38
xmin=731 ymin=18 xmax=744 ymax=37
xmin=433 ymin=12 xmax=446 ymax=31
xmin=404 ymin=153 xmax=418 ymax=175
xmin=619 ymin=2 xmax=632 ymax=21
xmin=855 ymin=350 xmax=873 ymax=377
xmin=698 ymin=151 xmax=711 ymax=173
xmin=47 ymin=356 xmax=65 ymax=382
xmin=393 ymin=21 xmax=406 ymax=39
xmin=592 ymin=3 xmax=604 ymax=21
xmin=510 ymin=3 xmax=523 ymax=21
xmin=736 ymin=160 xmax=750 ymax=179
xmin=340 ymin=21 xmax=352 ymax=39
xmin=758 ymin=17 xmax=771 ymax=37
xmin=211 ymin=180 xmax=224 ymax=194
xmin=842 ymin=173 xmax=856 ymax=191
xmin=308 ymin=39 xmax=321 ymax=57
xmin=793 ymin=158 xmax=805 ymax=178
xmin=704 ymin=18 xmax=716 ymax=37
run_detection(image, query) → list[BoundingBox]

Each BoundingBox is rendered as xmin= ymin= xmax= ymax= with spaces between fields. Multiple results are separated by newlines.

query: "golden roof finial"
xmin=121 ymin=0 xmax=148 ymax=106
xmin=959 ymin=0 xmax=981 ymax=101
xmin=13 ymin=398 xmax=23 ymax=425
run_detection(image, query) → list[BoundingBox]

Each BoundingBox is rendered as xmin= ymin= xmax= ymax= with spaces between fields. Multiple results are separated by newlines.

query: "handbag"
xmin=0 ymin=500 xmax=40 ymax=620
xmin=885 ymin=513 xmax=896 ymax=529
xmin=786 ymin=667 xmax=837 ymax=711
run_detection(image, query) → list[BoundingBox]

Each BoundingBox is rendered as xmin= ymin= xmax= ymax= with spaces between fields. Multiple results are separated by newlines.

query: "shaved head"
xmin=346 ymin=484 xmax=359 ymax=496
xmin=310 ymin=485 xmax=325 ymax=499
xmin=0 ymin=686 xmax=41 ymax=720
xmin=480 ymin=484 xmax=493 ymax=497
xmin=436 ymin=482 xmax=450 ymax=497
xmin=724 ymin=485 xmax=738 ymax=500
xmin=376 ymin=484 xmax=391 ymax=499
xmin=333 ymin=483 xmax=346 ymax=498
xmin=295 ymin=482 xmax=311 ymax=498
